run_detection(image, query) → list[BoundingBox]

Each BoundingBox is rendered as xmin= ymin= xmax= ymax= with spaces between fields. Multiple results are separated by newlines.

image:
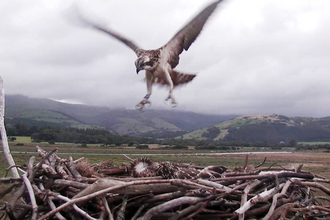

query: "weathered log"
xmin=74 ymin=178 xmax=179 ymax=198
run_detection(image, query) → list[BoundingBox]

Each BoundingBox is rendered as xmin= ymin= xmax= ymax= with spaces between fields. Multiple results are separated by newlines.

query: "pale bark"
xmin=0 ymin=77 xmax=19 ymax=178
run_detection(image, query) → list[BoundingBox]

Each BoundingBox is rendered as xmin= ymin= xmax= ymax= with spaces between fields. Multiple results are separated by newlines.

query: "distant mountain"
xmin=182 ymin=114 xmax=330 ymax=143
xmin=5 ymin=95 xmax=236 ymax=137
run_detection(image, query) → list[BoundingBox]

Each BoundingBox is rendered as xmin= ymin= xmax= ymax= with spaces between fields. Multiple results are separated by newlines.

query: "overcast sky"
xmin=1 ymin=0 xmax=330 ymax=117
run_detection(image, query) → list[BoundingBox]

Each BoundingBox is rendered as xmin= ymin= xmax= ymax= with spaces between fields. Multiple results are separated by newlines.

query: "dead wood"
xmin=74 ymin=178 xmax=179 ymax=199
xmin=0 ymin=77 xmax=19 ymax=178
xmin=1 ymin=147 xmax=330 ymax=220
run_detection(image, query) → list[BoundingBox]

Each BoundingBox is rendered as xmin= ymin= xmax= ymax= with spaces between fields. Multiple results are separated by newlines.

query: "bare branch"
xmin=22 ymin=173 xmax=38 ymax=220
xmin=0 ymin=77 xmax=19 ymax=178
xmin=137 ymin=196 xmax=208 ymax=220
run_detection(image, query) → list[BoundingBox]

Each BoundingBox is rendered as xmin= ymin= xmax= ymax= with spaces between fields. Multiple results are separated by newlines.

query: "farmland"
xmin=1 ymin=141 xmax=330 ymax=178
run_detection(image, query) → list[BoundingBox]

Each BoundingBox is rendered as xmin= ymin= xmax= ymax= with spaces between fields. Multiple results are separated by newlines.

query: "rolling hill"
xmin=6 ymin=95 xmax=330 ymax=143
xmin=182 ymin=114 xmax=330 ymax=143
xmin=5 ymin=95 xmax=236 ymax=137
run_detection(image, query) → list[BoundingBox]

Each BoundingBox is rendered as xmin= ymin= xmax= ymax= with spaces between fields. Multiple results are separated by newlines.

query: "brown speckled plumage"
xmin=131 ymin=158 xmax=227 ymax=179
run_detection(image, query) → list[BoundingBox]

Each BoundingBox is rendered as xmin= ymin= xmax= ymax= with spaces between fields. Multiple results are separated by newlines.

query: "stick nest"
xmin=1 ymin=147 xmax=330 ymax=220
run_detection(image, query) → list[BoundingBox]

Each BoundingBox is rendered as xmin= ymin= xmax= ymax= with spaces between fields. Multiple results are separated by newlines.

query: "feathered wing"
xmin=71 ymin=5 xmax=143 ymax=55
xmin=91 ymin=25 xmax=143 ymax=55
xmin=78 ymin=17 xmax=142 ymax=56
xmin=163 ymin=0 xmax=223 ymax=68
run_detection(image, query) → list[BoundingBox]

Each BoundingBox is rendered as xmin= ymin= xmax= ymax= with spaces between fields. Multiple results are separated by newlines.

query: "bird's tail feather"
xmin=154 ymin=71 xmax=196 ymax=87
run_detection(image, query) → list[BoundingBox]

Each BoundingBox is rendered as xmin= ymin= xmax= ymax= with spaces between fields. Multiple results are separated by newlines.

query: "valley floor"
xmin=1 ymin=145 xmax=329 ymax=178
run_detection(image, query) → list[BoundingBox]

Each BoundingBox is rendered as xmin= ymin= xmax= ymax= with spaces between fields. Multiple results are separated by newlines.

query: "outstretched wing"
xmin=163 ymin=0 xmax=223 ymax=68
xmin=72 ymin=5 xmax=143 ymax=55
xmin=91 ymin=25 xmax=143 ymax=55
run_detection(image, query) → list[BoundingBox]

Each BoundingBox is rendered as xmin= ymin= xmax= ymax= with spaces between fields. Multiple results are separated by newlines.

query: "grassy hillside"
xmin=182 ymin=114 xmax=330 ymax=143
xmin=5 ymin=95 xmax=234 ymax=137
xmin=6 ymin=104 xmax=104 ymax=129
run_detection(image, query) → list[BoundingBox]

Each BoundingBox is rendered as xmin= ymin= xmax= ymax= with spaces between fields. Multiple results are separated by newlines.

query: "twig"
xmin=196 ymin=179 xmax=233 ymax=193
xmin=22 ymin=173 xmax=38 ymax=220
xmin=38 ymin=179 xmax=176 ymax=220
xmin=54 ymin=179 xmax=89 ymax=189
xmin=239 ymin=180 xmax=261 ymax=220
xmin=66 ymin=156 xmax=82 ymax=179
xmin=123 ymin=154 xmax=134 ymax=162
xmin=181 ymin=201 xmax=209 ymax=220
xmin=75 ymin=178 xmax=179 ymax=199
xmin=255 ymin=157 xmax=267 ymax=168
xmin=234 ymin=182 xmax=285 ymax=215
xmin=131 ymin=204 xmax=148 ymax=220
xmin=116 ymin=195 xmax=128 ymax=220
xmin=56 ymin=194 xmax=98 ymax=220
xmin=137 ymin=196 xmax=209 ymax=220
xmin=290 ymin=205 xmax=330 ymax=213
xmin=295 ymin=164 xmax=304 ymax=172
xmin=27 ymin=156 xmax=35 ymax=180
xmin=292 ymin=179 xmax=330 ymax=196
xmin=170 ymin=202 xmax=204 ymax=220
xmin=35 ymin=147 xmax=59 ymax=174
xmin=102 ymin=197 xmax=114 ymax=220
xmin=214 ymin=171 xmax=314 ymax=182
xmin=262 ymin=179 xmax=292 ymax=220
xmin=145 ymin=191 xmax=185 ymax=203
xmin=38 ymin=181 xmax=66 ymax=220
xmin=0 ymin=177 xmax=22 ymax=183
xmin=243 ymin=154 xmax=249 ymax=170
xmin=270 ymin=202 xmax=299 ymax=220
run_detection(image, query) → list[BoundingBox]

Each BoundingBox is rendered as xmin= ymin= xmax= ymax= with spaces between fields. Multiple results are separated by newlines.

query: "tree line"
xmin=5 ymin=123 xmax=155 ymax=146
xmin=4 ymin=123 xmax=330 ymax=150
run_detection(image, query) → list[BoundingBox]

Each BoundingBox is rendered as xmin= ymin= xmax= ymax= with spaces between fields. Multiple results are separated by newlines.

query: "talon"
xmin=136 ymin=99 xmax=151 ymax=110
xmin=135 ymin=104 xmax=144 ymax=111
xmin=163 ymin=98 xmax=170 ymax=105
xmin=171 ymin=102 xmax=178 ymax=108
xmin=164 ymin=98 xmax=178 ymax=108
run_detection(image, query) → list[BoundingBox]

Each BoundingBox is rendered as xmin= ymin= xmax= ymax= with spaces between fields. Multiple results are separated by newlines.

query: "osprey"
xmin=130 ymin=157 xmax=227 ymax=179
xmin=84 ymin=0 xmax=223 ymax=110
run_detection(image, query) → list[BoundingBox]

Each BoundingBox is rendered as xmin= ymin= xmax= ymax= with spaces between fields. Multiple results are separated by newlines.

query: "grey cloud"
xmin=1 ymin=0 xmax=330 ymax=117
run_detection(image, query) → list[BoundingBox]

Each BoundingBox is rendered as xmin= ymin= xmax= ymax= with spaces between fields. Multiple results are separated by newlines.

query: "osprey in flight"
xmin=85 ymin=0 xmax=223 ymax=110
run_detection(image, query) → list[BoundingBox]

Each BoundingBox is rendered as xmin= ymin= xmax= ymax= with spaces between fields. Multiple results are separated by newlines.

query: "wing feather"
xmin=91 ymin=25 xmax=143 ymax=55
xmin=73 ymin=6 xmax=143 ymax=55
xmin=163 ymin=0 xmax=223 ymax=68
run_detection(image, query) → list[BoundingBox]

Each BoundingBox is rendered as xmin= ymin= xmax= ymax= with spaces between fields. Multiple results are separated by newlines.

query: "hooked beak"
xmin=135 ymin=58 xmax=145 ymax=74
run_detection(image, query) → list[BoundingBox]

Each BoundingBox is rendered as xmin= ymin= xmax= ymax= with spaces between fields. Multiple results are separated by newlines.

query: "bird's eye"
xmin=145 ymin=61 xmax=154 ymax=66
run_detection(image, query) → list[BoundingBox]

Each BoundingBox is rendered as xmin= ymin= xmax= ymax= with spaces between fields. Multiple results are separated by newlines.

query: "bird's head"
xmin=135 ymin=56 xmax=155 ymax=74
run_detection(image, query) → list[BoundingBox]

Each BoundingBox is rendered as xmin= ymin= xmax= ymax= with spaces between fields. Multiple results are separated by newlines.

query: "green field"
xmin=1 ymin=137 xmax=330 ymax=179
xmin=12 ymin=136 xmax=32 ymax=143
xmin=298 ymin=141 xmax=330 ymax=145
xmin=1 ymin=147 xmax=330 ymax=178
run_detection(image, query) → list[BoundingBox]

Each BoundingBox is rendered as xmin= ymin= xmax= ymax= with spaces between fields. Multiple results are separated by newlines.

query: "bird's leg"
xmin=165 ymin=91 xmax=177 ymax=106
xmin=136 ymin=79 xmax=152 ymax=110
xmin=164 ymin=70 xmax=177 ymax=107
xmin=136 ymin=94 xmax=151 ymax=110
